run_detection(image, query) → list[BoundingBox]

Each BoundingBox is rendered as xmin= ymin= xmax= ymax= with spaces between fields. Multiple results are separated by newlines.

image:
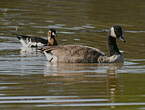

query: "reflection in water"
xmin=42 ymin=62 xmax=122 ymax=108
xmin=44 ymin=61 xmax=122 ymax=75
xmin=20 ymin=46 xmax=42 ymax=56
xmin=0 ymin=65 xmax=121 ymax=108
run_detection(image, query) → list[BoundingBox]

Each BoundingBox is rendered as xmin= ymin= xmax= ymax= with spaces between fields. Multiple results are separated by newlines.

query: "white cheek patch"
xmin=52 ymin=32 xmax=55 ymax=36
xmin=110 ymin=27 xmax=116 ymax=38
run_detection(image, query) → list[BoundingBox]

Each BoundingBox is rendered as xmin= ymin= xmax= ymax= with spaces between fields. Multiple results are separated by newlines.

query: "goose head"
xmin=110 ymin=25 xmax=126 ymax=42
xmin=48 ymin=29 xmax=56 ymax=38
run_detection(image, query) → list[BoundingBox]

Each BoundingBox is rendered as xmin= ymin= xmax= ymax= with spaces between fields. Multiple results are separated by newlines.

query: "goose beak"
xmin=119 ymin=36 xmax=126 ymax=43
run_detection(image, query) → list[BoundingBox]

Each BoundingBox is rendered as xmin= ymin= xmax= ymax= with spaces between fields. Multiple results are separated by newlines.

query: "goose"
xmin=17 ymin=29 xmax=57 ymax=47
xmin=41 ymin=25 xmax=126 ymax=63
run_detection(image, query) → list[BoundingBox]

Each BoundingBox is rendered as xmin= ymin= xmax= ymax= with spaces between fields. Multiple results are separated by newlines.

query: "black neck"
xmin=108 ymin=36 xmax=121 ymax=56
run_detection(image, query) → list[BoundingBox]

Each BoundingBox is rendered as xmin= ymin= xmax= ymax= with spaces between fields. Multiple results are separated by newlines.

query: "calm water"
xmin=0 ymin=0 xmax=145 ymax=110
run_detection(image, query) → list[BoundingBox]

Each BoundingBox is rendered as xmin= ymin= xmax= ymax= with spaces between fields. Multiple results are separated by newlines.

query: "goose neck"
xmin=108 ymin=36 xmax=120 ymax=56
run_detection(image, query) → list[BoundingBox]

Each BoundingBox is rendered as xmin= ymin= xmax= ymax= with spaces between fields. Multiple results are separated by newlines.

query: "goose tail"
xmin=16 ymin=35 xmax=32 ymax=47
xmin=44 ymin=51 xmax=57 ymax=63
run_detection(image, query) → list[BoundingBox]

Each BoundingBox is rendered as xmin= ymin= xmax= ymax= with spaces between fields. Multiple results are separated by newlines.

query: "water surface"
xmin=0 ymin=0 xmax=145 ymax=110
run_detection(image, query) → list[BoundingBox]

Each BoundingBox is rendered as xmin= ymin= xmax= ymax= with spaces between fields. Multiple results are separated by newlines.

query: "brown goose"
xmin=41 ymin=25 xmax=126 ymax=63
xmin=17 ymin=29 xmax=57 ymax=47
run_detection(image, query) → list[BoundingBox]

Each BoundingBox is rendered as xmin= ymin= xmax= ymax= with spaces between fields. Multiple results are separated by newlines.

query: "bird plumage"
xmin=41 ymin=25 xmax=126 ymax=63
xmin=17 ymin=29 xmax=57 ymax=47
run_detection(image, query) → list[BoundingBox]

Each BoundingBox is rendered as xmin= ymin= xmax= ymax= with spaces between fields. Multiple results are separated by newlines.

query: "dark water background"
xmin=0 ymin=0 xmax=145 ymax=110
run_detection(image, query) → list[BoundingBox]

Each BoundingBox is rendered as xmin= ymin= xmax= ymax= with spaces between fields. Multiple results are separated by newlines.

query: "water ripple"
xmin=37 ymin=102 xmax=145 ymax=107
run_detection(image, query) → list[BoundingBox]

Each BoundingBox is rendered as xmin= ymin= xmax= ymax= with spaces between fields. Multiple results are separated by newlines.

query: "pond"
xmin=0 ymin=0 xmax=145 ymax=110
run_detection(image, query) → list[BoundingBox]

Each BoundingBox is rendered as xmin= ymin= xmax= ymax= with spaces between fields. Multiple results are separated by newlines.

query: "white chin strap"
xmin=52 ymin=32 xmax=55 ymax=36
xmin=110 ymin=27 xmax=116 ymax=38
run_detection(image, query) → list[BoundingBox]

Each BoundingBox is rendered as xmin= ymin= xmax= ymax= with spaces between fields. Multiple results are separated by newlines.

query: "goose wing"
xmin=17 ymin=35 xmax=48 ymax=44
xmin=17 ymin=35 xmax=48 ymax=47
xmin=41 ymin=45 xmax=105 ymax=63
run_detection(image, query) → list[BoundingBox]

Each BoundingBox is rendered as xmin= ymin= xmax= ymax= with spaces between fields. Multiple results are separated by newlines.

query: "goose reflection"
xmin=43 ymin=62 xmax=123 ymax=108
xmin=44 ymin=62 xmax=123 ymax=76
xmin=20 ymin=47 xmax=42 ymax=56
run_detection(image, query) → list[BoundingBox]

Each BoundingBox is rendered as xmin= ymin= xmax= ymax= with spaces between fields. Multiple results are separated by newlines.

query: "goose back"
xmin=42 ymin=45 xmax=105 ymax=63
xmin=17 ymin=35 xmax=48 ymax=47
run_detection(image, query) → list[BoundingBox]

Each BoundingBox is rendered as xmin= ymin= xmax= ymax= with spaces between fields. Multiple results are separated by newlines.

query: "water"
xmin=0 ymin=0 xmax=145 ymax=110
